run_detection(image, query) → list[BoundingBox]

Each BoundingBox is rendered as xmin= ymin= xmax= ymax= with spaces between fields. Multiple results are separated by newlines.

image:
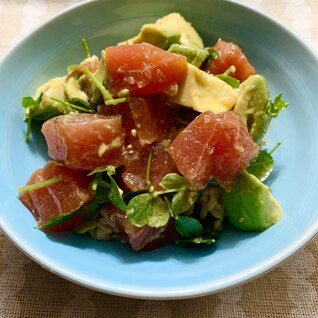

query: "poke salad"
xmin=18 ymin=13 xmax=288 ymax=252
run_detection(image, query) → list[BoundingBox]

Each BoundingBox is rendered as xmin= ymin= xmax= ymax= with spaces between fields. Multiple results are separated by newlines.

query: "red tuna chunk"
xmin=106 ymin=43 xmax=187 ymax=96
xmin=168 ymin=111 xmax=259 ymax=190
xmin=98 ymin=97 xmax=172 ymax=147
xmin=129 ymin=97 xmax=171 ymax=145
xmin=41 ymin=113 xmax=124 ymax=171
xmin=205 ymin=39 xmax=256 ymax=82
xmin=19 ymin=161 xmax=93 ymax=230
xmin=123 ymin=143 xmax=178 ymax=191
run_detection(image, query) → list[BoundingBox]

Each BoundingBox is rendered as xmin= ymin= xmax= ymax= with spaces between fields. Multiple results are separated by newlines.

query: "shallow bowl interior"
xmin=0 ymin=0 xmax=317 ymax=299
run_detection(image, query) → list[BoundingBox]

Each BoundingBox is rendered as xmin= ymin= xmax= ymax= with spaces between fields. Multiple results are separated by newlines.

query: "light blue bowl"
xmin=0 ymin=0 xmax=317 ymax=299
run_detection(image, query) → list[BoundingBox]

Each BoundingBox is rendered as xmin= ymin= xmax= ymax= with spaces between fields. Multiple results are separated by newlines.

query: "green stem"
xmin=81 ymin=38 xmax=91 ymax=58
xmin=145 ymin=147 xmax=153 ymax=187
xmin=17 ymin=176 xmax=61 ymax=193
xmin=50 ymin=97 xmax=94 ymax=113
xmin=25 ymin=112 xmax=32 ymax=143
xmin=83 ymin=66 xmax=113 ymax=101
xmin=269 ymin=142 xmax=282 ymax=155
xmin=90 ymin=173 xmax=103 ymax=192
xmin=105 ymin=97 xmax=129 ymax=106
xmin=153 ymin=188 xmax=182 ymax=196
xmin=224 ymin=65 xmax=236 ymax=76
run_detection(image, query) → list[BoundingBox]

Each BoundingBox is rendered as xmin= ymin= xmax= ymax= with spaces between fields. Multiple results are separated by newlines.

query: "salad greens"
xmin=246 ymin=150 xmax=274 ymax=181
xmin=88 ymin=166 xmax=126 ymax=210
xmin=175 ymin=216 xmax=203 ymax=238
xmin=125 ymin=173 xmax=197 ymax=228
xmin=216 ymin=66 xmax=240 ymax=89
xmin=50 ymin=97 xmax=95 ymax=113
xmin=246 ymin=143 xmax=281 ymax=181
xmin=44 ymin=207 xmax=82 ymax=229
xmin=82 ymin=169 xmax=220 ymax=246
xmin=271 ymin=93 xmax=289 ymax=118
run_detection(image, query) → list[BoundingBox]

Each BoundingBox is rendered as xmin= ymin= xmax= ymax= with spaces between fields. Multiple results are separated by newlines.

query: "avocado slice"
xmin=168 ymin=44 xmax=208 ymax=68
xmin=122 ymin=12 xmax=204 ymax=50
xmin=170 ymin=63 xmax=238 ymax=113
xmin=156 ymin=13 xmax=204 ymax=49
xmin=32 ymin=77 xmax=72 ymax=116
xmin=122 ymin=24 xmax=181 ymax=50
xmin=233 ymin=75 xmax=271 ymax=143
xmin=222 ymin=171 xmax=283 ymax=232
xmin=65 ymin=76 xmax=89 ymax=102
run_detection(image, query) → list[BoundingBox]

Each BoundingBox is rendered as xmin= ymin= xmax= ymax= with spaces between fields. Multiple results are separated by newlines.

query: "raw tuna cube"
xmin=19 ymin=161 xmax=93 ymax=230
xmin=41 ymin=113 xmax=124 ymax=171
xmin=168 ymin=111 xmax=259 ymax=190
xmin=106 ymin=43 xmax=187 ymax=96
xmin=129 ymin=97 xmax=171 ymax=145
xmin=123 ymin=143 xmax=178 ymax=191
xmin=205 ymin=39 xmax=256 ymax=82
xmin=98 ymin=97 xmax=172 ymax=147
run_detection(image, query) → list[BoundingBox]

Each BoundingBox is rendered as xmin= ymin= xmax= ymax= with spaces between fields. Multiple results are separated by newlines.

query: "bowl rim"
xmin=0 ymin=0 xmax=318 ymax=299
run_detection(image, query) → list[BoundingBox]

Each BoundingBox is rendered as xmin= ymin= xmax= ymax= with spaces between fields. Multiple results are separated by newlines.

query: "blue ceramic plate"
xmin=0 ymin=0 xmax=317 ymax=299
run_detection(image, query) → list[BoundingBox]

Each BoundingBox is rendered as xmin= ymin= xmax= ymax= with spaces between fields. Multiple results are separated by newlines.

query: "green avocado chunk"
xmin=29 ymin=77 xmax=72 ymax=119
xmin=122 ymin=12 xmax=204 ymax=50
xmin=233 ymin=75 xmax=271 ymax=143
xmin=159 ymin=13 xmax=204 ymax=49
xmin=168 ymin=44 xmax=208 ymax=68
xmin=122 ymin=24 xmax=181 ymax=50
xmin=170 ymin=63 xmax=238 ymax=113
xmin=222 ymin=171 xmax=283 ymax=232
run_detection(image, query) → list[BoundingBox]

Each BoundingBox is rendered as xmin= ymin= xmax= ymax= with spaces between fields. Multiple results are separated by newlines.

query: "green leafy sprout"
xmin=21 ymin=93 xmax=43 ymax=142
xmin=271 ymin=93 xmax=288 ymax=118
xmin=216 ymin=65 xmax=240 ymax=88
xmin=81 ymin=38 xmax=91 ymax=59
xmin=17 ymin=176 xmax=61 ymax=193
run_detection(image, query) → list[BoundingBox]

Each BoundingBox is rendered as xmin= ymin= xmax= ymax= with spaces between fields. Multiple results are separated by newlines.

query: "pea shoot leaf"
xmin=246 ymin=150 xmax=274 ymax=181
xmin=22 ymin=95 xmax=42 ymax=109
xmin=174 ymin=215 xmax=217 ymax=247
xmin=271 ymin=93 xmax=288 ymax=118
xmin=23 ymin=93 xmax=66 ymax=120
xmin=175 ymin=215 xmax=203 ymax=238
xmin=126 ymin=193 xmax=153 ymax=227
xmin=171 ymin=189 xmax=197 ymax=217
xmin=89 ymin=167 xmax=126 ymax=210
xmin=159 ymin=173 xmax=188 ymax=190
xmin=107 ymin=173 xmax=126 ymax=211
xmin=126 ymin=193 xmax=170 ymax=228
xmin=43 ymin=207 xmax=82 ymax=229
xmin=148 ymin=196 xmax=170 ymax=228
